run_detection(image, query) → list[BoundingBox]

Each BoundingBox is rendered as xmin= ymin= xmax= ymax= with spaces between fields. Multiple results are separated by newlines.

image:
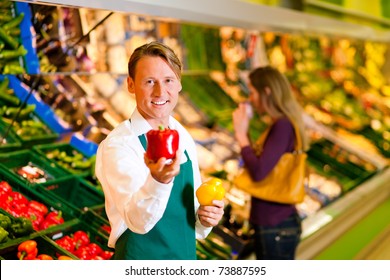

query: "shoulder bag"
xmin=233 ymin=121 xmax=307 ymax=204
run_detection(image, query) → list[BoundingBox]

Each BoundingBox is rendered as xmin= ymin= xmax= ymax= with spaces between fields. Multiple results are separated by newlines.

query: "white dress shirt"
xmin=95 ymin=108 xmax=211 ymax=248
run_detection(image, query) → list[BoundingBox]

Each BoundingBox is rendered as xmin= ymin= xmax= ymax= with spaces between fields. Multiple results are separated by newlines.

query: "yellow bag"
xmin=233 ymin=122 xmax=307 ymax=204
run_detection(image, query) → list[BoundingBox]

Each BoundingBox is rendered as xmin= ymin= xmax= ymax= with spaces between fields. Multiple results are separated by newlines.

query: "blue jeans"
xmin=252 ymin=213 xmax=302 ymax=260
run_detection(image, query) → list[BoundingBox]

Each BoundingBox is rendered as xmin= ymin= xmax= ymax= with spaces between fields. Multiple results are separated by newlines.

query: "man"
xmin=95 ymin=41 xmax=224 ymax=260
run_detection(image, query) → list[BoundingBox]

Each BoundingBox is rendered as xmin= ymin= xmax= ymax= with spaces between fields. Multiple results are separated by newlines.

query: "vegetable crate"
xmin=35 ymin=176 xmax=105 ymax=217
xmin=307 ymin=139 xmax=378 ymax=192
xmin=0 ymin=1 xmax=40 ymax=75
xmin=45 ymin=219 xmax=114 ymax=260
xmin=0 ymin=149 xmax=70 ymax=187
xmin=0 ymin=235 xmax=77 ymax=260
xmin=0 ymin=121 xmax=22 ymax=153
xmin=0 ymin=170 xmax=79 ymax=251
xmin=33 ymin=140 xmax=103 ymax=196
xmin=33 ymin=142 xmax=94 ymax=178
xmin=2 ymin=74 xmax=72 ymax=134
xmin=211 ymin=225 xmax=254 ymax=260
xmin=0 ymin=112 xmax=59 ymax=149
xmin=79 ymin=209 xmax=111 ymax=241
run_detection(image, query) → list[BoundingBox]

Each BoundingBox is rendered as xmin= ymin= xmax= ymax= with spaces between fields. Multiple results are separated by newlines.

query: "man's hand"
xmin=144 ymin=150 xmax=181 ymax=184
xmin=197 ymin=200 xmax=225 ymax=227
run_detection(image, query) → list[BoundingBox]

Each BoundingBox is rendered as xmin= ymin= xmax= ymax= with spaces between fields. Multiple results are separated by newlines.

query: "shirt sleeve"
xmin=96 ymin=136 xmax=174 ymax=234
xmin=241 ymin=118 xmax=295 ymax=182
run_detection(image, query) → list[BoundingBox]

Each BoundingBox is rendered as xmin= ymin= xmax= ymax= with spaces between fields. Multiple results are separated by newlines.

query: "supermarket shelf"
xmin=19 ymin=0 xmax=390 ymax=42
xmin=296 ymin=167 xmax=390 ymax=259
xmin=357 ymin=224 xmax=390 ymax=260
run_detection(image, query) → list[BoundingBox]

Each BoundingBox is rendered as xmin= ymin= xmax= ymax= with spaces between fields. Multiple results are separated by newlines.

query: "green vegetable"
xmin=9 ymin=217 xmax=34 ymax=237
xmin=2 ymin=13 xmax=24 ymax=30
xmin=0 ymin=91 xmax=20 ymax=106
xmin=3 ymin=63 xmax=25 ymax=74
xmin=197 ymin=238 xmax=231 ymax=259
xmin=0 ymin=26 xmax=19 ymax=49
xmin=0 ymin=213 xmax=11 ymax=230
xmin=0 ymin=76 xmax=10 ymax=91
xmin=0 ymin=45 xmax=27 ymax=60
xmin=71 ymin=160 xmax=92 ymax=169
xmin=196 ymin=241 xmax=218 ymax=260
xmin=0 ymin=226 xmax=9 ymax=243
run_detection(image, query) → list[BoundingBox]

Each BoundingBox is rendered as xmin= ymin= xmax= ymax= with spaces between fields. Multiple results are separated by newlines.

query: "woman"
xmin=232 ymin=65 xmax=310 ymax=260
xmin=95 ymin=41 xmax=224 ymax=260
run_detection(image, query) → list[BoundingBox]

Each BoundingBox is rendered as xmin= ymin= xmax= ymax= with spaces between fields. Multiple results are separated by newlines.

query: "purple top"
xmin=241 ymin=118 xmax=297 ymax=226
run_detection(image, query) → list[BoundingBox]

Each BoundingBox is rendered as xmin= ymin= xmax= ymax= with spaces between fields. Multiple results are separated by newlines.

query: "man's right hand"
xmin=144 ymin=150 xmax=181 ymax=184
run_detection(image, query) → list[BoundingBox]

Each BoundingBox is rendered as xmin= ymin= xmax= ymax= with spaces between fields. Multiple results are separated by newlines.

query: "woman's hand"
xmin=144 ymin=150 xmax=181 ymax=184
xmin=197 ymin=200 xmax=225 ymax=227
xmin=232 ymin=103 xmax=251 ymax=147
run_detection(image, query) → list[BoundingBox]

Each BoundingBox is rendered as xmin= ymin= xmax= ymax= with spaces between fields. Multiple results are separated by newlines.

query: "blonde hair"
xmin=128 ymin=41 xmax=182 ymax=80
xmin=249 ymin=66 xmax=310 ymax=151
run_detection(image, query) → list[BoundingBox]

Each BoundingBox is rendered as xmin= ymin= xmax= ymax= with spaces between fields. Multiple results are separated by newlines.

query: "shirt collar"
xmin=130 ymin=108 xmax=177 ymax=136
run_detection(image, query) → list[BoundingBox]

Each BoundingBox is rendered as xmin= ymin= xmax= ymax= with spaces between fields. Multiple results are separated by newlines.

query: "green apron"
xmin=112 ymin=134 xmax=196 ymax=260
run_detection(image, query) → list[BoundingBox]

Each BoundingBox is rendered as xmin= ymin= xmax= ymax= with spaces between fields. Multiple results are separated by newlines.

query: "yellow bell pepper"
xmin=196 ymin=178 xmax=225 ymax=206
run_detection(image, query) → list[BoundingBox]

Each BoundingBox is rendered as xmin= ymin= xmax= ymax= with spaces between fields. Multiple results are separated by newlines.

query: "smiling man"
xmin=95 ymin=41 xmax=224 ymax=260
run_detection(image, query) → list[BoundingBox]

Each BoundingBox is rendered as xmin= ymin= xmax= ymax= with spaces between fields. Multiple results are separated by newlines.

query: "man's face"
xmin=127 ymin=56 xmax=182 ymax=129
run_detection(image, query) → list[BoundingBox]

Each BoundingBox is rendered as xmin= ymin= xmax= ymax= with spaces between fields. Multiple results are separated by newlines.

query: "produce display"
xmin=0 ymin=0 xmax=28 ymax=74
xmin=0 ymin=1 xmax=389 ymax=260
xmin=0 ymin=176 xmax=76 ymax=245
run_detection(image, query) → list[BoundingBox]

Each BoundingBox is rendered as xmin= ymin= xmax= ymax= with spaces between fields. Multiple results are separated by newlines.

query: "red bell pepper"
xmin=100 ymin=250 xmax=114 ymax=260
xmin=146 ymin=125 xmax=179 ymax=162
xmin=40 ymin=211 xmax=64 ymax=229
xmin=0 ymin=181 xmax=12 ymax=195
xmin=86 ymin=242 xmax=103 ymax=257
xmin=57 ymin=255 xmax=73 ymax=260
xmin=8 ymin=191 xmax=29 ymax=206
xmin=36 ymin=254 xmax=53 ymax=260
xmin=91 ymin=255 xmax=104 ymax=260
xmin=28 ymin=200 xmax=48 ymax=216
xmin=2 ymin=191 xmax=29 ymax=217
xmin=73 ymin=230 xmax=90 ymax=249
xmin=17 ymin=240 xmax=38 ymax=260
xmin=74 ymin=246 xmax=91 ymax=260
xmin=101 ymin=224 xmax=111 ymax=234
xmin=22 ymin=207 xmax=45 ymax=231
xmin=55 ymin=236 xmax=76 ymax=254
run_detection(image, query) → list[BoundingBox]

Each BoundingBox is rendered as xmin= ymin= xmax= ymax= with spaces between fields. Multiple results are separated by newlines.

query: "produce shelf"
xmin=33 ymin=142 xmax=94 ymax=178
xmin=0 ymin=149 xmax=70 ymax=187
xmin=0 ymin=235 xmax=77 ymax=260
xmin=35 ymin=176 xmax=105 ymax=217
xmin=0 ymin=171 xmax=79 ymax=251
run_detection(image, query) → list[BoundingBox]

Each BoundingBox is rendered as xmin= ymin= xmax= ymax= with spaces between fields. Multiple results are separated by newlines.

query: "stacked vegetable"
xmin=0 ymin=77 xmax=53 ymax=140
xmin=0 ymin=0 xmax=27 ymax=74
xmin=15 ymin=239 xmax=73 ymax=260
xmin=54 ymin=230 xmax=114 ymax=260
xmin=196 ymin=232 xmax=232 ymax=260
xmin=0 ymin=179 xmax=65 ymax=238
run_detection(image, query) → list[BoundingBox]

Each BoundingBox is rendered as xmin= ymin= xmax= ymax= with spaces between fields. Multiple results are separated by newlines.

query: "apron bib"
xmin=112 ymin=133 xmax=196 ymax=260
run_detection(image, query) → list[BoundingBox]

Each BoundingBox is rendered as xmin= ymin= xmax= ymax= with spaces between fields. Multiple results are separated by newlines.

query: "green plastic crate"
xmin=35 ymin=176 xmax=105 ymax=217
xmin=33 ymin=142 xmax=94 ymax=177
xmin=0 ymin=149 xmax=70 ymax=187
xmin=0 ymin=171 xmax=79 ymax=250
xmin=0 ymin=113 xmax=59 ymax=149
xmin=307 ymin=140 xmax=377 ymax=192
xmin=46 ymin=219 xmax=114 ymax=260
xmin=0 ymin=121 xmax=22 ymax=152
xmin=0 ymin=235 xmax=77 ymax=260
xmin=79 ymin=208 xmax=110 ymax=240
